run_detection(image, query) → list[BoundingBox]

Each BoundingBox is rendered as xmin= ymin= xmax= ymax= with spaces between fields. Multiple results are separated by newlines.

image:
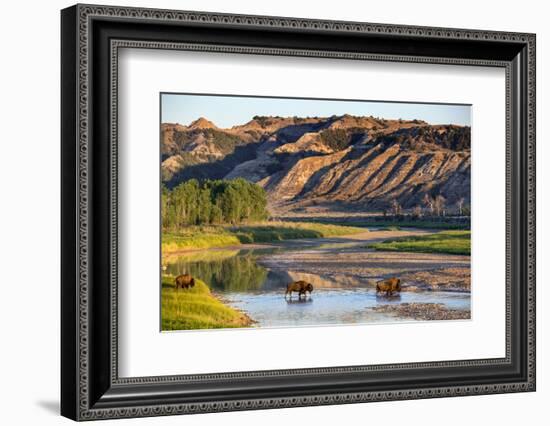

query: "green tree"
xmin=162 ymin=178 xmax=269 ymax=228
xmin=210 ymin=204 xmax=223 ymax=224
xmin=197 ymin=187 xmax=212 ymax=224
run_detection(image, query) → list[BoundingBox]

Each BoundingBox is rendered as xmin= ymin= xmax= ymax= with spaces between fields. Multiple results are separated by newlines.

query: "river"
xmin=164 ymin=230 xmax=471 ymax=328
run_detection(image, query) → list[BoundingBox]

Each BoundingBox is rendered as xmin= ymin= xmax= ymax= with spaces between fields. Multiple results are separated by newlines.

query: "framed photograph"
xmin=61 ymin=4 xmax=536 ymax=421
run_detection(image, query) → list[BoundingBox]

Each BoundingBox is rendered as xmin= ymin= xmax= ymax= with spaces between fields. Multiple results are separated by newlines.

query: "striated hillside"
xmin=161 ymin=115 xmax=470 ymax=215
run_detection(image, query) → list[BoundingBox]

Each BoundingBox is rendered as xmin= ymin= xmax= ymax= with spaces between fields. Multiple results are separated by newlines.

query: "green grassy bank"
xmin=161 ymin=276 xmax=253 ymax=331
xmin=162 ymin=221 xmax=365 ymax=253
xmin=368 ymin=230 xmax=471 ymax=255
xmin=330 ymin=220 xmax=469 ymax=230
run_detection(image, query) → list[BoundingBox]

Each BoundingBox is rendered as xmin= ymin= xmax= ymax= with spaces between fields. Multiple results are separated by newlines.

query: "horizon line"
xmin=161 ymin=114 xmax=471 ymax=130
xmin=161 ymin=92 xmax=472 ymax=128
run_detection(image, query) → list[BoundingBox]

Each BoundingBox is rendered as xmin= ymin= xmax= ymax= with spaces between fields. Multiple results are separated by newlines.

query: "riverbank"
xmin=162 ymin=221 xmax=365 ymax=254
xmin=274 ymin=212 xmax=470 ymax=230
xmin=256 ymin=231 xmax=470 ymax=291
xmin=400 ymin=267 xmax=470 ymax=292
xmin=368 ymin=230 xmax=471 ymax=255
xmin=161 ymin=275 xmax=254 ymax=330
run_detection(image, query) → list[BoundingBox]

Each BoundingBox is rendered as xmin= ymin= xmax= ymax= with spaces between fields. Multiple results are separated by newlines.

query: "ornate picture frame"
xmin=61 ymin=4 xmax=535 ymax=421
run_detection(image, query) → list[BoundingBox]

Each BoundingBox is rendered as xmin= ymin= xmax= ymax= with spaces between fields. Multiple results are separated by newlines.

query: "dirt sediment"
xmin=400 ymin=267 xmax=470 ymax=292
xmin=259 ymin=235 xmax=471 ymax=293
xmin=370 ymin=303 xmax=470 ymax=321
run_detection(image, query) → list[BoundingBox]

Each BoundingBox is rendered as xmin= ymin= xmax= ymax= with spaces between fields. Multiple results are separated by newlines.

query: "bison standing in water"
xmin=175 ymin=274 xmax=195 ymax=290
xmin=376 ymin=277 xmax=401 ymax=296
xmin=285 ymin=280 xmax=313 ymax=299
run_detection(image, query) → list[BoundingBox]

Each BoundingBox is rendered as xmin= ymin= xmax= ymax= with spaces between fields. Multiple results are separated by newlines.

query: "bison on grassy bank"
xmin=285 ymin=281 xmax=313 ymax=299
xmin=376 ymin=277 xmax=402 ymax=296
xmin=175 ymin=274 xmax=195 ymax=290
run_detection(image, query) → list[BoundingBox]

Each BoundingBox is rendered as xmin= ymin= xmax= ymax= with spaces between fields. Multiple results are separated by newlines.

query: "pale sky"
xmin=161 ymin=93 xmax=471 ymax=128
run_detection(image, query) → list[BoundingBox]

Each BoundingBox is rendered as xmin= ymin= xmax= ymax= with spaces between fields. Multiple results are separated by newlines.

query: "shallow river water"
xmin=221 ymin=288 xmax=470 ymax=327
xmin=165 ymin=236 xmax=471 ymax=328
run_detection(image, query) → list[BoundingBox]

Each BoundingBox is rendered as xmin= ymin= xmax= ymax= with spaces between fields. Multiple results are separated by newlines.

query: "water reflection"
xmin=286 ymin=298 xmax=314 ymax=305
xmin=166 ymin=251 xmax=269 ymax=292
xmin=375 ymin=294 xmax=402 ymax=302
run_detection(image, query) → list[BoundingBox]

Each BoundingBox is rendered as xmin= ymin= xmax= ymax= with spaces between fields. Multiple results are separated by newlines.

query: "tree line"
xmin=162 ymin=178 xmax=269 ymax=229
xmin=385 ymin=194 xmax=470 ymax=218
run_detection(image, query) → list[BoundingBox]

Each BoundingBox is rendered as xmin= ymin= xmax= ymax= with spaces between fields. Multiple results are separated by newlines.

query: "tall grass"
xmin=161 ymin=276 xmax=252 ymax=330
xmin=231 ymin=221 xmax=364 ymax=243
xmin=368 ymin=230 xmax=471 ymax=255
xmin=162 ymin=232 xmax=241 ymax=252
xmin=163 ymin=249 xmax=240 ymax=264
xmin=162 ymin=221 xmax=365 ymax=252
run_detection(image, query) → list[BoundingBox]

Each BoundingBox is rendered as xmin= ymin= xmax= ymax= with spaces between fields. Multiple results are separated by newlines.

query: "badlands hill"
xmin=161 ymin=114 xmax=470 ymax=215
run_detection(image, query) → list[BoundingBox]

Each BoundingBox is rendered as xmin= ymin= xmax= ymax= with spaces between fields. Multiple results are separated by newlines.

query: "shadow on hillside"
xmin=167 ymin=141 xmax=262 ymax=188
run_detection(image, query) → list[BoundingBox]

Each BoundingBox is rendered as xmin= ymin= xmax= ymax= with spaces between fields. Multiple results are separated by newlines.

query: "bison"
xmin=175 ymin=274 xmax=195 ymax=290
xmin=285 ymin=280 xmax=313 ymax=298
xmin=376 ymin=277 xmax=402 ymax=296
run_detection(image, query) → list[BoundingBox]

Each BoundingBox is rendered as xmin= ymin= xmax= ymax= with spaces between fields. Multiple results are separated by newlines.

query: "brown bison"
xmin=175 ymin=274 xmax=195 ymax=290
xmin=376 ymin=277 xmax=402 ymax=296
xmin=285 ymin=280 xmax=313 ymax=298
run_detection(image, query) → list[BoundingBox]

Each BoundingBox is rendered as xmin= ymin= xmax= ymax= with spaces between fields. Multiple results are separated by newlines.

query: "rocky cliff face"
xmin=161 ymin=115 xmax=470 ymax=215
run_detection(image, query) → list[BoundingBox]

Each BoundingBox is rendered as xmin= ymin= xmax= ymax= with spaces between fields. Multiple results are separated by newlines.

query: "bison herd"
xmin=174 ymin=274 xmax=403 ymax=298
xmin=284 ymin=278 xmax=402 ymax=298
